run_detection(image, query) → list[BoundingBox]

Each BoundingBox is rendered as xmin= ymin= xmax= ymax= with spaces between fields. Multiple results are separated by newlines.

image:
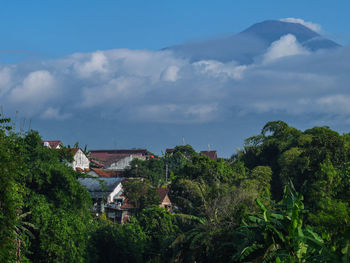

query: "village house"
xmin=157 ymin=188 xmax=172 ymax=211
xmin=78 ymin=177 xmax=124 ymax=210
xmin=71 ymin=148 xmax=90 ymax=171
xmin=42 ymin=140 xmax=63 ymax=149
xmin=165 ymin=148 xmax=174 ymax=154
xmin=89 ymin=149 xmax=148 ymax=170
xmin=78 ymin=177 xmax=136 ymax=223
xmin=79 ymin=176 xmax=172 ymax=223
xmin=42 ymin=141 xmax=90 ymax=171
xmin=200 ymin=150 xmax=218 ymax=161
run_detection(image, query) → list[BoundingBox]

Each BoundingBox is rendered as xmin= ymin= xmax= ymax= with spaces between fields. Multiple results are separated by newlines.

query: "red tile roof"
xmin=71 ymin=148 xmax=80 ymax=154
xmin=91 ymin=168 xmax=124 ymax=178
xmin=76 ymin=168 xmax=90 ymax=172
xmin=200 ymin=151 xmax=218 ymax=161
xmin=165 ymin=148 xmax=174 ymax=153
xmin=90 ymin=159 xmax=104 ymax=168
xmin=90 ymin=149 xmax=148 ymax=155
xmin=156 ymin=188 xmax=169 ymax=201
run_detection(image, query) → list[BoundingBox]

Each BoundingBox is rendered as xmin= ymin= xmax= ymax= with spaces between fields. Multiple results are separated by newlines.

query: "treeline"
xmin=1 ymin=117 xmax=350 ymax=262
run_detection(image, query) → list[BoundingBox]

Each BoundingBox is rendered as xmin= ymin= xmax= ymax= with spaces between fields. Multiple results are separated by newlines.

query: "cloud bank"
xmin=280 ymin=18 xmax=322 ymax=33
xmin=0 ymin=35 xmax=349 ymax=126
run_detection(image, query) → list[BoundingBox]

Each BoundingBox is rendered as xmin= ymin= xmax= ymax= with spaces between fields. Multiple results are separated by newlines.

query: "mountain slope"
xmin=167 ymin=20 xmax=340 ymax=64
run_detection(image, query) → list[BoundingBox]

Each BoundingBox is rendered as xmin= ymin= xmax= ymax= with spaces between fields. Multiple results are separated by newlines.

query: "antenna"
xmin=20 ymin=118 xmax=26 ymax=136
xmin=28 ymin=119 xmax=32 ymax=131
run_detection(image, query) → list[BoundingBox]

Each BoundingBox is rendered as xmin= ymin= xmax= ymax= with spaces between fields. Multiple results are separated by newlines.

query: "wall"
xmin=108 ymin=155 xmax=146 ymax=170
xmin=72 ymin=149 xmax=90 ymax=170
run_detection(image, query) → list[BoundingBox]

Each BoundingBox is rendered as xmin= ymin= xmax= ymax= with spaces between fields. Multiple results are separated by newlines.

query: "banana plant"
xmin=233 ymin=183 xmax=334 ymax=263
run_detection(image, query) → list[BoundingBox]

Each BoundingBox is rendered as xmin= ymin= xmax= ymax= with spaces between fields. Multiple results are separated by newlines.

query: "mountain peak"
xmin=240 ymin=20 xmax=320 ymax=43
xmin=167 ymin=19 xmax=340 ymax=64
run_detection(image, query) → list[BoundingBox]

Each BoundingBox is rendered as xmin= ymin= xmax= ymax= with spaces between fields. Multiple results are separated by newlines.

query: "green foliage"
xmin=1 ymin=115 xmax=349 ymax=262
xmin=89 ymin=219 xmax=147 ymax=263
xmin=0 ymin=116 xmax=24 ymax=262
xmin=171 ymin=145 xmax=196 ymax=159
xmin=122 ymin=178 xmax=160 ymax=210
xmin=177 ymin=154 xmax=241 ymax=184
xmin=233 ymin=184 xmax=335 ymax=262
xmin=0 ymin=115 xmax=94 ymax=262
xmin=125 ymin=158 xmax=166 ymax=187
xmin=137 ymin=206 xmax=179 ymax=260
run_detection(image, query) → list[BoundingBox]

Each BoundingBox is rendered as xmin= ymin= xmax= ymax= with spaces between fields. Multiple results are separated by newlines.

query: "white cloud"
xmin=315 ymin=95 xmax=350 ymax=115
xmin=193 ymin=60 xmax=247 ymax=79
xmin=73 ymin=51 xmax=109 ymax=77
xmin=280 ymin=18 xmax=322 ymax=33
xmin=126 ymin=103 xmax=218 ymax=123
xmin=81 ymin=76 xmax=146 ymax=107
xmin=1 ymin=43 xmax=350 ymax=125
xmin=0 ymin=66 xmax=12 ymax=96
xmin=184 ymin=104 xmax=218 ymax=122
xmin=40 ymin=107 xmax=72 ymax=120
xmin=264 ymin=34 xmax=309 ymax=62
xmin=161 ymin=66 xmax=179 ymax=82
xmin=9 ymin=70 xmax=56 ymax=104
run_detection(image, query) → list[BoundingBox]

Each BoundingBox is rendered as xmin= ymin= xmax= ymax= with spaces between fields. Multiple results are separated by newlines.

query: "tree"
xmin=233 ymin=184 xmax=334 ymax=263
xmin=0 ymin=127 xmax=94 ymax=262
xmin=0 ymin=116 xmax=24 ymax=262
xmin=122 ymin=178 xmax=160 ymax=210
xmin=125 ymin=158 xmax=166 ymax=187
xmin=137 ymin=206 xmax=179 ymax=261
xmin=88 ymin=219 xmax=147 ymax=263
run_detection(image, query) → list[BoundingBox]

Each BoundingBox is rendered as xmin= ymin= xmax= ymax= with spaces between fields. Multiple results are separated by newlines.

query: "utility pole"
xmin=165 ymin=164 xmax=168 ymax=182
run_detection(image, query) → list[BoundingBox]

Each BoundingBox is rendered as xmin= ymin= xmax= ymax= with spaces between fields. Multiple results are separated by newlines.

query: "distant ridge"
xmin=166 ymin=20 xmax=340 ymax=64
xmin=240 ymin=20 xmax=340 ymax=51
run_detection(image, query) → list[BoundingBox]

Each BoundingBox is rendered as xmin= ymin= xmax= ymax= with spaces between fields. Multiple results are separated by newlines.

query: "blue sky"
xmin=1 ymin=0 xmax=350 ymax=62
xmin=1 ymin=1 xmax=350 ymax=157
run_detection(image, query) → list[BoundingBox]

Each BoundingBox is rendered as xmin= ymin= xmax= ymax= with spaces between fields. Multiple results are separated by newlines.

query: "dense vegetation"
xmin=1 ymin=116 xmax=350 ymax=262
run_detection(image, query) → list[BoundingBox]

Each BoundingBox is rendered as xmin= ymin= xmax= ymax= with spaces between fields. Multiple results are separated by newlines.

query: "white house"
xmin=71 ymin=148 xmax=90 ymax=171
xmin=78 ymin=177 xmax=128 ymax=222
xmin=42 ymin=140 xmax=63 ymax=149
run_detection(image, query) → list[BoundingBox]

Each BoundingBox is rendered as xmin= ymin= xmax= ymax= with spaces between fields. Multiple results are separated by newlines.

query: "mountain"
xmin=166 ymin=20 xmax=340 ymax=64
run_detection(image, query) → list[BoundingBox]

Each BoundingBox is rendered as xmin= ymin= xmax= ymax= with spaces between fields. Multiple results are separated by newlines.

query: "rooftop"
xmin=200 ymin=150 xmax=218 ymax=161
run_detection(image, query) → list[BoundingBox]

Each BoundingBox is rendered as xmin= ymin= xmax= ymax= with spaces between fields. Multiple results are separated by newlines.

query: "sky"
xmin=1 ymin=1 xmax=350 ymax=157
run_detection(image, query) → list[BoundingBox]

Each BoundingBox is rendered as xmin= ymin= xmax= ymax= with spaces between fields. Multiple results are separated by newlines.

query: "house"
xmin=78 ymin=177 xmax=124 ymax=210
xmin=157 ymin=188 xmax=172 ymax=211
xmin=78 ymin=177 xmax=133 ymax=223
xmin=89 ymin=149 xmax=148 ymax=170
xmin=200 ymin=150 xmax=218 ymax=161
xmin=165 ymin=148 xmax=174 ymax=154
xmin=79 ymin=177 xmax=173 ymax=223
xmin=42 ymin=140 xmax=63 ymax=149
xmin=71 ymin=148 xmax=90 ymax=171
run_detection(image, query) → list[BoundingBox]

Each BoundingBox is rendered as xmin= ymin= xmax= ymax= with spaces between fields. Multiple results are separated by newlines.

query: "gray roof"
xmin=78 ymin=177 xmax=124 ymax=193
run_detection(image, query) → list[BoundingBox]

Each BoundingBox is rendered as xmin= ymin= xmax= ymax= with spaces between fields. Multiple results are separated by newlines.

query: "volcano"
xmin=166 ymin=20 xmax=340 ymax=64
